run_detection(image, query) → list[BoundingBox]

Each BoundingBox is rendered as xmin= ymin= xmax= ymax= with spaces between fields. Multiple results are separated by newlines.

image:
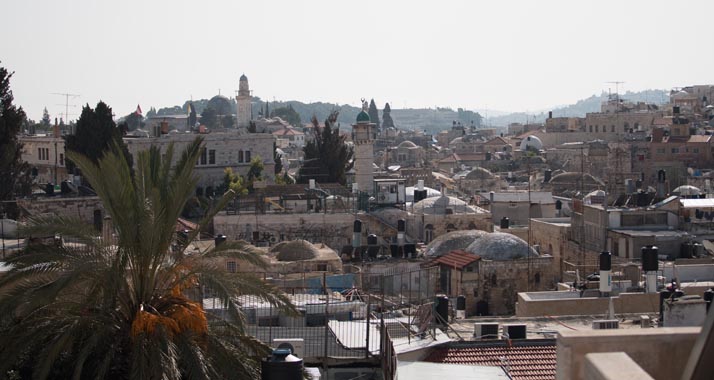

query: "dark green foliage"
xmin=264 ymin=102 xmax=269 ymax=119
xmin=41 ymin=107 xmax=51 ymax=128
xmin=382 ymin=102 xmax=395 ymax=129
xmin=0 ymin=64 xmax=31 ymax=201
xmin=122 ymin=111 xmax=144 ymax=131
xmin=200 ymin=107 xmax=218 ymax=129
xmin=368 ymin=99 xmax=380 ymax=129
xmin=64 ymin=101 xmax=131 ymax=175
xmin=298 ymin=111 xmax=353 ymax=185
xmin=270 ymin=104 xmax=302 ymax=127
xmin=273 ymin=143 xmax=283 ymax=175
xmin=221 ymin=114 xmax=235 ymax=129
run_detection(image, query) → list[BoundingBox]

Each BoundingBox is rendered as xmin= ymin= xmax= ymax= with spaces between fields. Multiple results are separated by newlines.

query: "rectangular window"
xmin=317 ymin=264 xmax=328 ymax=272
xmin=209 ymin=149 xmax=216 ymax=165
xmin=656 ymin=148 xmax=665 ymax=154
xmin=693 ymin=148 xmax=699 ymax=154
xmin=38 ymin=148 xmax=42 ymax=160
xmin=671 ymin=148 xmax=679 ymax=154
xmin=245 ymin=151 xmax=251 ymax=162
xmin=595 ymin=125 xmax=599 ymax=132
xmin=200 ymin=148 xmax=207 ymax=165
xmin=611 ymin=125 xmax=615 ymax=132
xmin=238 ymin=150 xmax=244 ymax=163
xmin=59 ymin=154 xmax=64 ymax=166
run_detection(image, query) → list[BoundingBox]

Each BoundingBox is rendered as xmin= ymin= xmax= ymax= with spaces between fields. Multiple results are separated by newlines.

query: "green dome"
xmin=356 ymin=110 xmax=370 ymax=123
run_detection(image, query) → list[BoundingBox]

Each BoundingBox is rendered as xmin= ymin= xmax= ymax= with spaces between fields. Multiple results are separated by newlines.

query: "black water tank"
xmin=456 ymin=295 xmax=466 ymax=311
xmin=555 ymin=199 xmax=562 ymax=210
xmin=642 ymin=246 xmax=659 ymax=271
xmin=673 ymin=105 xmax=680 ymax=114
xmin=500 ymin=217 xmax=510 ymax=229
xmin=544 ymin=169 xmax=552 ymax=183
xmin=704 ymin=289 xmax=714 ymax=311
xmin=214 ymin=234 xmax=227 ymax=246
xmin=599 ymin=251 xmax=612 ymax=271
xmin=680 ymin=243 xmax=693 ymax=259
xmin=435 ymin=296 xmax=449 ymax=325
xmin=485 ymin=152 xmax=492 ymax=161
xmin=261 ymin=349 xmax=302 ymax=380
xmin=353 ymin=220 xmax=362 ymax=233
xmin=60 ymin=181 xmax=72 ymax=194
xmin=476 ymin=300 xmax=489 ymax=316
xmin=414 ymin=189 xmax=428 ymax=203
xmin=657 ymin=170 xmax=666 ymax=183
xmin=367 ymin=234 xmax=378 ymax=246
xmin=389 ymin=244 xmax=400 ymax=258
xmin=404 ymin=243 xmax=417 ymax=258
xmin=45 ymin=183 xmax=54 ymax=196
xmin=636 ymin=190 xmax=648 ymax=207
xmin=397 ymin=219 xmax=406 ymax=232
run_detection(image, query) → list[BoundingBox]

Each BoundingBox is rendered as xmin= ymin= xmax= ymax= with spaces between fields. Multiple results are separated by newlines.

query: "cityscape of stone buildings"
xmin=4 ymin=74 xmax=714 ymax=380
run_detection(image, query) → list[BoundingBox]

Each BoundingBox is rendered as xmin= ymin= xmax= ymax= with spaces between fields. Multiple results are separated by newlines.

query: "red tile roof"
xmin=423 ymin=340 xmax=556 ymax=380
xmin=426 ymin=250 xmax=480 ymax=270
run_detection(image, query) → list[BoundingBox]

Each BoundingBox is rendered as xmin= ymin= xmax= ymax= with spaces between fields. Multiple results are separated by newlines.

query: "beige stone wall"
xmin=478 ymin=257 xmax=555 ymax=315
xmin=515 ymin=292 xmax=659 ymax=317
xmin=530 ymin=218 xmax=571 ymax=279
xmin=17 ymin=196 xmax=104 ymax=226
xmin=556 ymin=327 xmax=700 ymax=380
xmin=213 ymin=212 xmax=355 ymax=251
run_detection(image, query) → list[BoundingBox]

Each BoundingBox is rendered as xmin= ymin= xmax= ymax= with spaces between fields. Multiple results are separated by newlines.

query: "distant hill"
xmin=150 ymin=89 xmax=669 ymax=134
xmin=484 ymin=89 xmax=669 ymax=127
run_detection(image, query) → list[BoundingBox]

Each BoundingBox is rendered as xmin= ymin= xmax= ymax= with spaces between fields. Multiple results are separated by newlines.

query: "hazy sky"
xmin=2 ymin=0 xmax=713 ymax=121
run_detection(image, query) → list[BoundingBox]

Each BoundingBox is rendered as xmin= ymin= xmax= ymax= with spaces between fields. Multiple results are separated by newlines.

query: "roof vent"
xmin=503 ymin=324 xmax=527 ymax=339
xmin=592 ymin=319 xmax=619 ymax=330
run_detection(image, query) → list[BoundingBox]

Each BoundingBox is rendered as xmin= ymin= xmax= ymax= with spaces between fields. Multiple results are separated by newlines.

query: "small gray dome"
xmin=465 ymin=167 xmax=495 ymax=180
xmin=425 ymin=230 xmax=489 ymax=257
xmin=413 ymin=195 xmax=478 ymax=215
xmin=207 ymin=95 xmax=233 ymax=116
xmin=672 ymin=185 xmax=701 ymax=196
xmin=398 ymin=140 xmax=418 ymax=148
xmin=465 ymin=232 xmax=538 ymax=260
xmin=270 ymin=240 xmax=319 ymax=261
xmin=520 ymin=135 xmax=543 ymax=151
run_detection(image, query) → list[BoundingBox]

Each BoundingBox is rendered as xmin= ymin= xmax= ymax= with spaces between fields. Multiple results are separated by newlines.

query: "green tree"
xmin=122 ymin=111 xmax=144 ymax=131
xmin=221 ymin=114 xmax=235 ymax=129
xmin=270 ymin=104 xmax=302 ymax=127
xmin=298 ymin=111 xmax=353 ymax=185
xmin=200 ymin=106 xmax=218 ymax=129
xmin=41 ymin=107 xmax=51 ymax=128
xmin=0 ymin=64 xmax=31 ymax=202
xmin=65 ymin=101 xmax=131 ymax=176
xmin=221 ymin=167 xmax=248 ymax=195
xmin=273 ymin=143 xmax=283 ymax=175
xmin=264 ymin=102 xmax=269 ymax=119
xmin=0 ymin=138 xmax=295 ymax=379
xmin=368 ymin=99 xmax=380 ymax=130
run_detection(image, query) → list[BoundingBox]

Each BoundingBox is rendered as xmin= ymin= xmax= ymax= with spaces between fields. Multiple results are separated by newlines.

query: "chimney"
xmin=52 ymin=123 xmax=61 ymax=138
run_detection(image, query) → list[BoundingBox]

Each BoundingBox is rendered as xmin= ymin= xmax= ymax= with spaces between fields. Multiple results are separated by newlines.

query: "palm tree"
xmin=0 ymin=137 xmax=295 ymax=379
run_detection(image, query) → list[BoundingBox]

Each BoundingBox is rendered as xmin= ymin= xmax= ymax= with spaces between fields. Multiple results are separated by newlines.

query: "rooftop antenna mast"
xmin=605 ymin=82 xmax=625 ymax=112
xmin=51 ymin=92 xmax=80 ymax=123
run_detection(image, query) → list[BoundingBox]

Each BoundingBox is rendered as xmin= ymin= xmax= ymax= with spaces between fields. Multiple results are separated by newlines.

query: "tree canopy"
xmin=0 ymin=138 xmax=295 ymax=379
xmin=64 ymin=101 xmax=132 ymax=175
xmin=298 ymin=111 xmax=353 ymax=185
xmin=0 ymin=64 xmax=31 ymax=202
xmin=368 ymin=99 xmax=380 ymax=129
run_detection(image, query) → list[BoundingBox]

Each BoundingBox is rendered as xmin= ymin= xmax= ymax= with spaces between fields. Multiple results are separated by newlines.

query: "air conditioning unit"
xmin=503 ymin=324 xmax=527 ymax=339
xmin=473 ymin=323 xmax=499 ymax=339
xmin=272 ymin=338 xmax=305 ymax=357
xmin=592 ymin=319 xmax=619 ymax=330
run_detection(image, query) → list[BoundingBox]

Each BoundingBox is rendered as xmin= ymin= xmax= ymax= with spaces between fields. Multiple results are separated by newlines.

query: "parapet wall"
xmin=516 ymin=291 xmax=659 ymax=317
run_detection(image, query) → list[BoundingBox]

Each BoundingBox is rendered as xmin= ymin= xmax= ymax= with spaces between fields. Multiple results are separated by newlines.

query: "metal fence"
xmin=203 ymin=267 xmax=441 ymax=363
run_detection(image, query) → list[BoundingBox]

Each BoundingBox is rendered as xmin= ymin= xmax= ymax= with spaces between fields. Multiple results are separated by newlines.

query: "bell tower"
xmin=352 ymin=99 xmax=375 ymax=194
xmin=236 ymin=74 xmax=251 ymax=129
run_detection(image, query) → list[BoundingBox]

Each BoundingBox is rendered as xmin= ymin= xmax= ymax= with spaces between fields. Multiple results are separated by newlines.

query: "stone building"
xmin=423 ymin=230 xmax=553 ymax=315
xmin=20 ymin=129 xmax=67 ymax=184
xmin=387 ymin=140 xmax=425 ymax=168
xmin=123 ymin=129 xmax=275 ymax=191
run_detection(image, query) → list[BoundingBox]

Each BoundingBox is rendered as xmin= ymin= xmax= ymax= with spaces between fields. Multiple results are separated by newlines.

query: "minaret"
xmin=236 ymin=74 xmax=251 ymax=129
xmin=353 ymin=99 xmax=375 ymax=194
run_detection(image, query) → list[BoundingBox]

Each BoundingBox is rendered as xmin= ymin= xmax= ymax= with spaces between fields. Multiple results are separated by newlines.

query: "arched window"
xmin=425 ymin=224 xmax=434 ymax=243
xmin=446 ymin=223 xmax=456 ymax=233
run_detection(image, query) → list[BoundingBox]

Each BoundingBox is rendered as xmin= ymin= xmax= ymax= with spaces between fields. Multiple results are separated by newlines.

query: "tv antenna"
xmin=52 ymin=92 xmax=80 ymax=123
xmin=605 ymin=81 xmax=625 ymax=110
